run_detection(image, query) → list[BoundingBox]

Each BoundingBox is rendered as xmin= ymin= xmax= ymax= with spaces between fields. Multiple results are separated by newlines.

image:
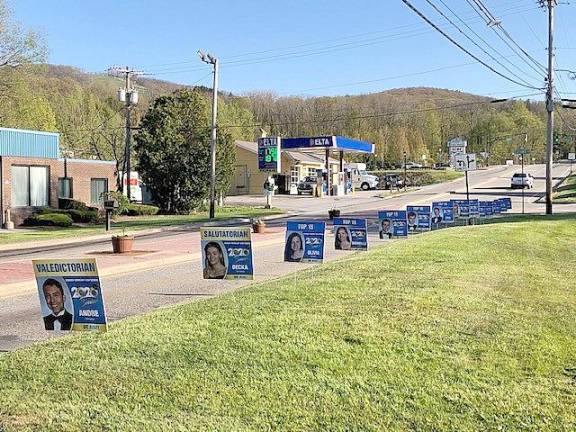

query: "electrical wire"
xmin=220 ymin=93 xmax=542 ymax=129
xmin=465 ymin=0 xmax=547 ymax=77
xmin=400 ymin=0 xmax=543 ymax=90
xmin=424 ymin=0 xmax=541 ymax=88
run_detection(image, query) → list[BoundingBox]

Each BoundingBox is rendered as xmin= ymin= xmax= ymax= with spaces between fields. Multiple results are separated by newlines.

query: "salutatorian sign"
xmin=200 ymin=227 xmax=254 ymax=280
xmin=33 ymin=258 xmax=108 ymax=333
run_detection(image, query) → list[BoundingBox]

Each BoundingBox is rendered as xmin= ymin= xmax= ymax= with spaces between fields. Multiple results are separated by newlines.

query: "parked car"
xmin=433 ymin=162 xmax=451 ymax=170
xmin=383 ymin=174 xmax=404 ymax=190
xmin=297 ymin=176 xmax=318 ymax=195
xmin=402 ymin=162 xmax=423 ymax=169
xmin=510 ymin=173 xmax=534 ymax=189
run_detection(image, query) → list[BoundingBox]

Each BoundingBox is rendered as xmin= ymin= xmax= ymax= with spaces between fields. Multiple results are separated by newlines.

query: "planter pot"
xmin=112 ymin=235 xmax=134 ymax=253
xmin=328 ymin=209 xmax=340 ymax=220
xmin=252 ymin=223 xmax=266 ymax=234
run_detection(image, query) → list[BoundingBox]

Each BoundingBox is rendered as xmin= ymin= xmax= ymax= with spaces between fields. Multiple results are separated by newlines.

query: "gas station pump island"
xmin=257 ymin=135 xmax=375 ymax=197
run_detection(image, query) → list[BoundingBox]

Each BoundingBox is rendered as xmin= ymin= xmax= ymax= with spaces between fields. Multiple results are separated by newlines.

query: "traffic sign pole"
xmin=521 ymin=153 xmax=525 ymax=214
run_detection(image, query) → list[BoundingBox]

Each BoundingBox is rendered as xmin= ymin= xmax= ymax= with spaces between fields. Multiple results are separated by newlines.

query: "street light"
xmin=198 ymin=50 xmax=219 ymax=219
xmin=403 ymin=151 xmax=407 ymax=191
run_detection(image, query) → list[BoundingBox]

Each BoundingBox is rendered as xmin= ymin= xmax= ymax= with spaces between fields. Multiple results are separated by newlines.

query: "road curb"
xmin=0 ymin=235 xmax=286 ymax=299
xmin=0 ymin=213 xmax=287 ymax=254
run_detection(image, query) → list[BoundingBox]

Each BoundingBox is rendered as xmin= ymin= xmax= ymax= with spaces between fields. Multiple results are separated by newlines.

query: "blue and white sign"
xmin=498 ymin=197 xmax=512 ymax=211
xmin=333 ymin=218 xmax=368 ymax=250
xmin=492 ymin=200 xmax=503 ymax=215
xmin=468 ymin=199 xmax=480 ymax=217
xmin=200 ymin=227 xmax=253 ymax=280
xmin=258 ymin=137 xmax=281 ymax=172
xmin=285 ymin=221 xmax=325 ymax=263
xmin=406 ymin=206 xmax=431 ymax=232
xmin=431 ymin=201 xmax=454 ymax=228
xmin=378 ymin=211 xmax=408 ymax=239
xmin=479 ymin=201 xmax=493 ymax=217
xmin=33 ymin=259 xmax=108 ymax=333
xmin=451 ymin=199 xmax=470 ymax=218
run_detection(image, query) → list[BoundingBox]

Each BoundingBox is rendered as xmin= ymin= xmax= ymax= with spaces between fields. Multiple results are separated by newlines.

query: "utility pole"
xmin=198 ymin=51 xmax=219 ymax=219
xmin=539 ymin=0 xmax=557 ymax=214
xmin=107 ymin=66 xmax=141 ymax=201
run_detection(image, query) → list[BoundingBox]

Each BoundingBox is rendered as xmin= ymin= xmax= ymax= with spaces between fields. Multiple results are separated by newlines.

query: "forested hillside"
xmin=1 ymin=64 xmax=574 ymax=174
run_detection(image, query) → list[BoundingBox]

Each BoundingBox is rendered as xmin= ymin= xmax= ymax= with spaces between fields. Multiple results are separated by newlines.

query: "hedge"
xmin=39 ymin=206 xmax=100 ymax=224
xmin=124 ymin=203 xmax=160 ymax=216
xmin=24 ymin=213 xmax=73 ymax=227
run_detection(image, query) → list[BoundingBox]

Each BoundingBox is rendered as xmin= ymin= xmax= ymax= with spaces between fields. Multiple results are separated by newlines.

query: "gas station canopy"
xmin=280 ymin=135 xmax=374 ymax=154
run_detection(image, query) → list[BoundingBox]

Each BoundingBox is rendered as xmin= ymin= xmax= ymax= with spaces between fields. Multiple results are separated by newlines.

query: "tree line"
xmin=2 ymin=0 xmax=575 ymax=213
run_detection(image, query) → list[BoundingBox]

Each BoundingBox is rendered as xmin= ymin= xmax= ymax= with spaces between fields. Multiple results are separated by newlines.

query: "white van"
xmin=345 ymin=163 xmax=379 ymax=190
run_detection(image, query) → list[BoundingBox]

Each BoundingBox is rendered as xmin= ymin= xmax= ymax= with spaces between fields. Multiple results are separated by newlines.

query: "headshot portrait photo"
xmin=431 ymin=207 xmax=443 ymax=224
xmin=203 ymin=241 xmax=227 ymax=279
xmin=379 ymin=219 xmax=392 ymax=239
xmin=285 ymin=232 xmax=305 ymax=262
xmin=39 ymin=277 xmax=74 ymax=331
xmin=407 ymin=211 xmax=417 ymax=231
xmin=335 ymin=226 xmax=352 ymax=250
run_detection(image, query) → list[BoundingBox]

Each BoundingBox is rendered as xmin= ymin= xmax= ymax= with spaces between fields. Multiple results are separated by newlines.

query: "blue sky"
xmin=12 ymin=0 xmax=576 ymax=99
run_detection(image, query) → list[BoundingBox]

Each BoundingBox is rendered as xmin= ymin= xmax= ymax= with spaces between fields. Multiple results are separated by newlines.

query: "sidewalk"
xmin=0 ymin=226 xmax=288 ymax=299
xmin=0 ymin=213 xmax=288 ymax=253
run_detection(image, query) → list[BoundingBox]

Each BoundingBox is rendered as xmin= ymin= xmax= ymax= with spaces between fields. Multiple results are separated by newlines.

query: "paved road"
xmin=1 ymin=163 xmax=573 ymax=352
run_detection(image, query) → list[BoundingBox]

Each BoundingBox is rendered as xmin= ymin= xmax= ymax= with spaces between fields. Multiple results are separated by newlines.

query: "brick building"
xmin=0 ymin=127 xmax=116 ymax=226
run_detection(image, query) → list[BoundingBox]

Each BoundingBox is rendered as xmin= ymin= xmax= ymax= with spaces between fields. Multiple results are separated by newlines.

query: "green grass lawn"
xmin=0 ymin=206 xmax=282 ymax=246
xmin=1 ymin=216 xmax=575 ymax=431
xmin=553 ymin=174 xmax=576 ymax=203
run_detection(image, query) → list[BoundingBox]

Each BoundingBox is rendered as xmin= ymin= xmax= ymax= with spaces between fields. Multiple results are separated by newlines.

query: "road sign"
xmin=258 ymin=137 xmax=281 ymax=172
xmin=514 ymin=148 xmax=529 ymax=156
xmin=453 ymin=153 xmax=477 ymax=171
xmin=569 ymin=152 xmax=576 ymax=161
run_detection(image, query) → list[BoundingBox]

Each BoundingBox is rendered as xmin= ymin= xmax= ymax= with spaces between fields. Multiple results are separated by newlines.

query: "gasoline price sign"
xmin=258 ymin=137 xmax=281 ymax=172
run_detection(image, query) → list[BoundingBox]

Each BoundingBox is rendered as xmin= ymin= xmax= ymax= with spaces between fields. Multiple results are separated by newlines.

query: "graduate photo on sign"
xmin=200 ymin=227 xmax=254 ymax=280
xmin=284 ymin=221 xmax=326 ymax=263
xmin=406 ymin=206 xmax=431 ymax=232
xmin=378 ymin=211 xmax=408 ymax=239
xmin=433 ymin=201 xmax=454 ymax=227
xmin=452 ymin=199 xmax=470 ymax=218
xmin=33 ymin=259 xmax=108 ymax=333
xmin=333 ymin=218 xmax=368 ymax=250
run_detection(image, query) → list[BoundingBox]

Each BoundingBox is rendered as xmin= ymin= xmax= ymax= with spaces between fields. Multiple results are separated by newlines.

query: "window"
xmin=90 ymin=178 xmax=108 ymax=204
xmin=307 ymin=167 xmax=317 ymax=177
xmin=58 ymin=178 xmax=73 ymax=199
xmin=11 ymin=165 xmax=49 ymax=207
xmin=290 ymin=167 xmax=300 ymax=185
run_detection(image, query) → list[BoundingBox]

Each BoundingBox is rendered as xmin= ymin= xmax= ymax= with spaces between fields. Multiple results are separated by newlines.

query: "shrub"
xmin=68 ymin=209 xmax=100 ymax=223
xmin=59 ymin=199 xmax=89 ymax=211
xmin=24 ymin=213 xmax=73 ymax=227
xmin=103 ymin=191 xmax=130 ymax=216
xmin=38 ymin=206 xmax=100 ymax=223
xmin=124 ymin=204 xmax=160 ymax=216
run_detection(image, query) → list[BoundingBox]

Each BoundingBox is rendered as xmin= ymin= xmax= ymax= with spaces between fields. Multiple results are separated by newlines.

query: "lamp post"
xmin=403 ymin=151 xmax=407 ymax=191
xmin=198 ymin=50 xmax=219 ymax=219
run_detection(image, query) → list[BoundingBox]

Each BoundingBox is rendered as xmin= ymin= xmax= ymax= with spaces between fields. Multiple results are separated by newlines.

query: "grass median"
xmin=0 ymin=205 xmax=282 ymax=246
xmin=553 ymin=174 xmax=576 ymax=203
xmin=1 ymin=216 xmax=575 ymax=431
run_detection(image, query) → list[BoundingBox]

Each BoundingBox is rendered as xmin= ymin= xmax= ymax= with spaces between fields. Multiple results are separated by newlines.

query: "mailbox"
xmin=104 ymin=200 xmax=119 ymax=211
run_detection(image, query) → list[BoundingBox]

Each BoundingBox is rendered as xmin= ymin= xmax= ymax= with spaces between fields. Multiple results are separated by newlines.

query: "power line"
xmin=138 ymin=2 xmax=539 ymax=71
xmin=466 ymin=0 xmax=548 ymax=77
xmin=400 ymin=0 xmax=543 ymax=90
xmin=220 ymin=94 xmax=541 ymax=129
xmin=424 ymin=0 xmax=541 ymax=88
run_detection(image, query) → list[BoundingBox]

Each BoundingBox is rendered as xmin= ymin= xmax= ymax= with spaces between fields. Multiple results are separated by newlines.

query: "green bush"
xmin=39 ymin=206 xmax=100 ymax=223
xmin=68 ymin=209 xmax=100 ymax=223
xmin=103 ymin=191 xmax=130 ymax=216
xmin=124 ymin=203 xmax=160 ymax=216
xmin=59 ymin=198 xmax=89 ymax=211
xmin=24 ymin=213 xmax=73 ymax=227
